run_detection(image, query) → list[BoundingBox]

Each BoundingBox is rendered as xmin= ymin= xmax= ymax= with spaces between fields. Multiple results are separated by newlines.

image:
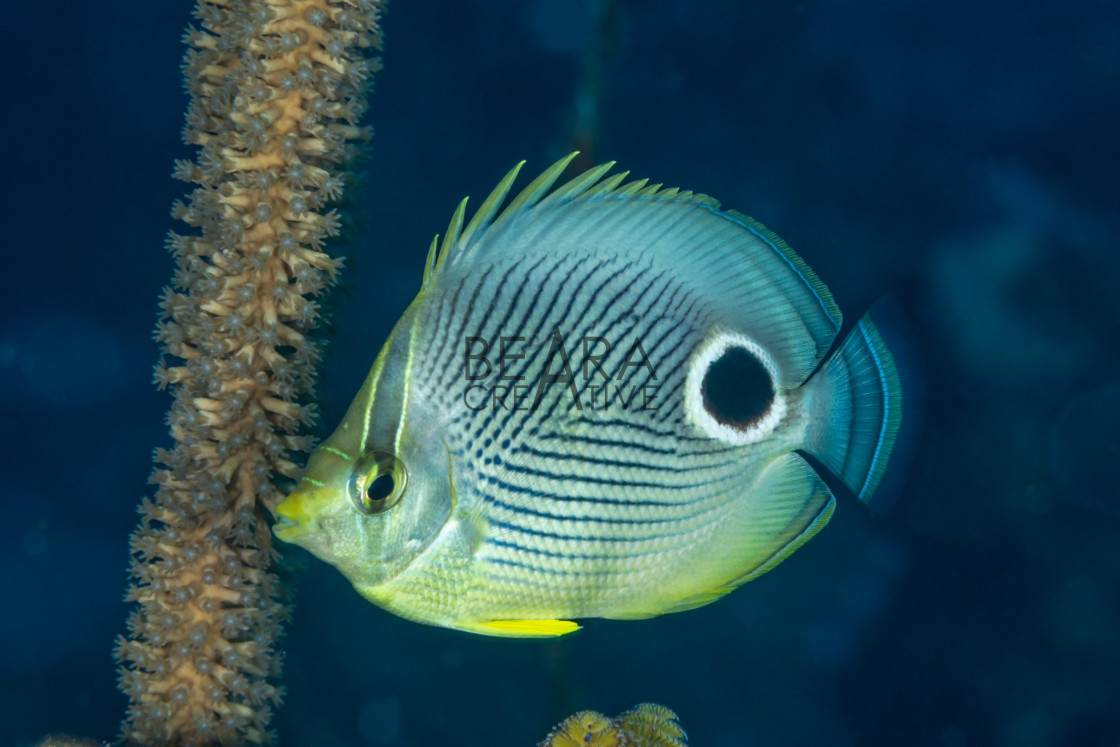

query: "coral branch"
xmin=116 ymin=0 xmax=384 ymax=743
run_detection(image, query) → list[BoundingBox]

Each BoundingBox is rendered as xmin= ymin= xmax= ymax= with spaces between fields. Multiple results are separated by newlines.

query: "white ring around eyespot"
xmin=684 ymin=329 xmax=786 ymax=445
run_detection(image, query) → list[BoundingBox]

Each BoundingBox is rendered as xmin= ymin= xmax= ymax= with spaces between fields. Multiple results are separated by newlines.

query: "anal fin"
xmin=663 ymin=452 xmax=836 ymax=614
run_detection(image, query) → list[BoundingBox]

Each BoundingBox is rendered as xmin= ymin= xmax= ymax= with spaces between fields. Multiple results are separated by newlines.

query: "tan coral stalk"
xmin=114 ymin=0 xmax=384 ymax=743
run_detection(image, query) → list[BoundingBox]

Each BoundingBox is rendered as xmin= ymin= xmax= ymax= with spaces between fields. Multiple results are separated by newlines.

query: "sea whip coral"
xmin=114 ymin=0 xmax=383 ymax=742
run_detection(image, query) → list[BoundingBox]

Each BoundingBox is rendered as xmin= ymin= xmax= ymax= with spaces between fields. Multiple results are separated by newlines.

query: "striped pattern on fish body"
xmin=274 ymin=154 xmax=923 ymax=638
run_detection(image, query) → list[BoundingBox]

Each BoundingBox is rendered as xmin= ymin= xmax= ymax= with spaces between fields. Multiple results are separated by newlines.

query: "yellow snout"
xmin=273 ymin=483 xmax=321 ymax=542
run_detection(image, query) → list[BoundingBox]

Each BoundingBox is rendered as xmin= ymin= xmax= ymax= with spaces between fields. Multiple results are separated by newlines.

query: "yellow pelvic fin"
xmin=456 ymin=618 xmax=581 ymax=638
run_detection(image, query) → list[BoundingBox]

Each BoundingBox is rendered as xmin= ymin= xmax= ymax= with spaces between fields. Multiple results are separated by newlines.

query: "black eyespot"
xmin=701 ymin=346 xmax=774 ymax=430
xmin=350 ymin=450 xmax=406 ymax=515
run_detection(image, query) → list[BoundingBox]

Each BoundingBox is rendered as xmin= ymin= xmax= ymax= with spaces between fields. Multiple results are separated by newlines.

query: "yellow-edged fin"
xmin=662 ymin=499 xmax=837 ymax=615
xmin=456 ymin=619 xmax=581 ymax=638
xmin=660 ymin=453 xmax=837 ymax=615
xmin=738 ymin=494 xmax=836 ymax=582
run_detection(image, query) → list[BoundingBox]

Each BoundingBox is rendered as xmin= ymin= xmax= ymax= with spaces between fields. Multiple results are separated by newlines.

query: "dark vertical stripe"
xmin=532 ymin=266 xmax=671 ymax=429
xmin=436 ymin=262 xmax=518 ymax=390
xmin=437 ymin=263 xmax=494 ymax=391
xmin=417 ymin=280 xmax=463 ymax=386
xmin=476 ymin=257 xmax=635 ymax=444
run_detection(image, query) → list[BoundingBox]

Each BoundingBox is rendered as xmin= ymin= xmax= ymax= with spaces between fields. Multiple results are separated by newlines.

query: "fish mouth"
xmin=272 ymin=489 xmax=316 ymax=543
xmin=272 ymin=511 xmax=302 ymax=542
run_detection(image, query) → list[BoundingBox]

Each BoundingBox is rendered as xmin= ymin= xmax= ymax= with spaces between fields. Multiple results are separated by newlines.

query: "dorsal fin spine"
xmin=539 ymin=160 xmax=616 ymax=206
xmin=436 ymin=197 xmax=469 ymax=275
xmin=493 ymin=151 xmax=580 ymax=227
xmin=457 ymin=160 xmax=525 ymax=250
xmin=585 ymin=171 xmax=629 ymax=197
xmin=613 ymin=178 xmax=650 ymax=197
xmin=421 ymin=234 xmax=438 ymax=290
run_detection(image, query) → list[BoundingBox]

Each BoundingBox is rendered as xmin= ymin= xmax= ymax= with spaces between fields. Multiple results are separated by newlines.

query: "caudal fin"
xmin=802 ymin=297 xmax=924 ymax=514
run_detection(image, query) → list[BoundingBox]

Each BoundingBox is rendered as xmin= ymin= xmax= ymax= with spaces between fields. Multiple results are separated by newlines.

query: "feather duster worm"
xmin=539 ymin=704 xmax=688 ymax=747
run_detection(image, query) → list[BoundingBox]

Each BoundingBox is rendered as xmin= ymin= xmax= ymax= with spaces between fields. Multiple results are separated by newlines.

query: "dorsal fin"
xmin=724 ymin=208 xmax=841 ymax=326
xmin=419 ymin=153 xmax=843 ymax=384
xmin=423 ymin=153 xmax=727 ymax=284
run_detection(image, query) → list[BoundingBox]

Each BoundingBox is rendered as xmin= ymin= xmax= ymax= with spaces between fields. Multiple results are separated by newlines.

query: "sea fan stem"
xmin=115 ymin=1 xmax=384 ymax=743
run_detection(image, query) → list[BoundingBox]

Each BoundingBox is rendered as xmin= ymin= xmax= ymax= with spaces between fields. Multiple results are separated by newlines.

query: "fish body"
xmin=275 ymin=154 xmax=921 ymax=637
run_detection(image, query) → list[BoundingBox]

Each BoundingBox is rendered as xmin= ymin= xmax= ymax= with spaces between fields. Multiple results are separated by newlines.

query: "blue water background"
xmin=2 ymin=0 xmax=1119 ymax=744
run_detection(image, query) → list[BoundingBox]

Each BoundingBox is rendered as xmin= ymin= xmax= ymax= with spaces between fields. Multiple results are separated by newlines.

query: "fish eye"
xmin=350 ymin=450 xmax=407 ymax=515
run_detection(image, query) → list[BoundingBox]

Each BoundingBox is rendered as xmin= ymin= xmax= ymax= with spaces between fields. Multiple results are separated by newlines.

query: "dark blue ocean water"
xmin=3 ymin=0 xmax=1119 ymax=745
